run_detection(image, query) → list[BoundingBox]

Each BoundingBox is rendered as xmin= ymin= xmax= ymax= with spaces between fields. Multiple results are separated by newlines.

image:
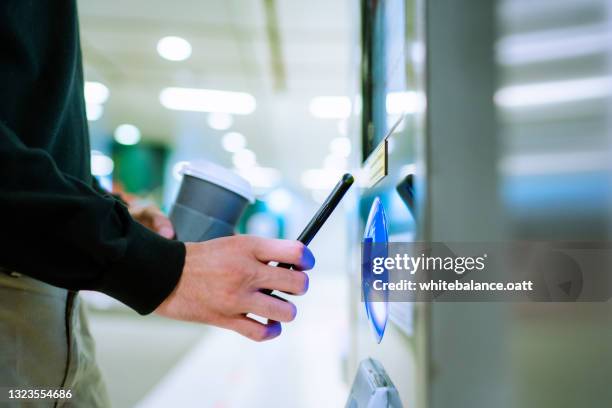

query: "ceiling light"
xmin=207 ymin=112 xmax=233 ymax=130
xmin=267 ymin=188 xmax=293 ymax=213
xmin=301 ymin=168 xmax=344 ymax=190
xmin=235 ymin=167 xmax=281 ymax=189
xmin=232 ymin=149 xmax=257 ymax=169
xmin=497 ymin=24 xmax=610 ymax=66
xmin=495 ymin=76 xmax=612 ymax=108
xmin=84 ymin=81 xmax=109 ymax=105
xmin=329 ymin=137 xmax=351 ymax=158
xmin=337 ymin=120 xmax=348 ymax=136
xmin=157 ymin=36 xmax=192 ymax=61
xmin=159 ymin=87 xmax=256 ymax=115
xmin=114 ymin=124 xmax=141 ymax=145
xmin=500 ymin=151 xmax=611 ymax=176
xmin=86 ymin=104 xmax=104 ymax=121
xmin=91 ymin=151 xmax=114 ymax=176
xmin=222 ymin=132 xmax=246 ymax=153
xmin=309 ymin=96 xmax=352 ymax=119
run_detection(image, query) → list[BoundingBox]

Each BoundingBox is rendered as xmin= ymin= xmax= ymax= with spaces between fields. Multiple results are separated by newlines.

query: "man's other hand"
xmin=155 ymin=236 xmax=315 ymax=342
xmin=129 ymin=204 xmax=175 ymax=239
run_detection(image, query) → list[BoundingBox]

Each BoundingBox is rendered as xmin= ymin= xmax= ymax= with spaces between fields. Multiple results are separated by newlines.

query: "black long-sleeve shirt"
xmin=0 ymin=1 xmax=185 ymax=314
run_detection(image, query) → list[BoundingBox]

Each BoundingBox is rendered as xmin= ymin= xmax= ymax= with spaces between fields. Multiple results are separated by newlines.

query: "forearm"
xmin=0 ymin=124 xmax=184 ymax=314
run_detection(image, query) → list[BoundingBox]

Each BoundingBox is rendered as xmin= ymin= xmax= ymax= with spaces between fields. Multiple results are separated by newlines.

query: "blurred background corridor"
xmin=79 ymin=0 xmax=354 ymax=406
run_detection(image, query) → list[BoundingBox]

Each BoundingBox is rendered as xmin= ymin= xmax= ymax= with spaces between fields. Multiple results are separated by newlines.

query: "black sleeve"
xmin=91 ymin=176 xmax=128 ymax=206
xmin=0 ymin=123 xmax=185 ymax=314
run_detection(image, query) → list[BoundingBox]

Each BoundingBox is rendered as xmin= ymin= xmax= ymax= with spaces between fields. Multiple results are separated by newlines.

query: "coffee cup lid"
xmin=179 ymin=160 xmax=255 ymax=203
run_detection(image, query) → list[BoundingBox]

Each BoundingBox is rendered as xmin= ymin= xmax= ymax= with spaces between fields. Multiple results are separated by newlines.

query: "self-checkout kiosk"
xmin=345 ymin=1 xmax=505 ymax=407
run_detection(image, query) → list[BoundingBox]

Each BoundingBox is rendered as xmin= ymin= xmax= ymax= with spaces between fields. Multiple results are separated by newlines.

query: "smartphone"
xmin=277 ymin=173 xmax=354 ymax=267
xmin=263 ymin=173 xmax=354 ymax=294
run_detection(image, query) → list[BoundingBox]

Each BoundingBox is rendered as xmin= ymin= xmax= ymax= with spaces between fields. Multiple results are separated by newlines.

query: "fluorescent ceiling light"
xmin=114 ymin=124 xmax=141 ymax=145
xmin=497 ymin=24 xmax=611 ymax=65
xmin=159 ymin=87 xmax=256 ymax=115
xmin=495 ymin=76 xmax=612 ymax=108
xmin=86 ymin=103 xmax=104 ymax=121
xmin=222 ymin=132 xmax=246 ymax=153
xmin=309 ymin=96 xmax=351 ymax=119
xmin=85 ymin=81 xmax=109 ymax=105
xmin=386 ymin=91 xmax=425 ymax=115
xmin=500 ymin=151 xmax=612 ymax=176
xmin=232 ymin=149 xmax=257 ymax=169
xmin=236 ymin=166 xmax=281 ymax=189
xmin=157 ymin=36 xmax=192 ymax=61
xmin=91 ymin=150 xmax=114 ymax=176
xmin=207 ymin=112 xmax=233 ymax=130
xmin=301 ymin=168 xmax=344 ymax=190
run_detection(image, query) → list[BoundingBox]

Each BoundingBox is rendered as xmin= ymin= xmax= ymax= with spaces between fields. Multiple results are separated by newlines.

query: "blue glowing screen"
xmin=362 ymin=197 xmax=389 ymax=343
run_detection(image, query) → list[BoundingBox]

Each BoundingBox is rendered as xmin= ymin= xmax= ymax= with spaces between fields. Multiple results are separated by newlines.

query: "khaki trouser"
xmin=0 ymin=270 xmax=110 ymax=407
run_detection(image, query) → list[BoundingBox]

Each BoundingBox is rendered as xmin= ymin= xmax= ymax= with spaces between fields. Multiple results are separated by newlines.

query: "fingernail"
xmin=302 ymin=246 xmax=316 ymax=269
xmin=267 ymin=321 xmax=282 ymax=338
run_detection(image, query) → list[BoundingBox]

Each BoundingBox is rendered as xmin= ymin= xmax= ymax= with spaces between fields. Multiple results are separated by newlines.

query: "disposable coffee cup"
xmin=170 ymin=160 xmax=255 ymax=242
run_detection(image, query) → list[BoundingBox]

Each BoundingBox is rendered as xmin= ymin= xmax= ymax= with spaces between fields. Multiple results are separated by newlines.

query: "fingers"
xmin=151 ymin=212 xmax=174 ymax=239
xmin=252 ymin=238 xmax=315 ymax=271
xmin=255 ymin=265 xmax=309 ymax=295
xmin=246 ymin=292 xmax=297 ymax=322
xmin=227 ymin=315 xmax=282 ymax=342
xmin=135 ymin=205 xmax=174 ymax=239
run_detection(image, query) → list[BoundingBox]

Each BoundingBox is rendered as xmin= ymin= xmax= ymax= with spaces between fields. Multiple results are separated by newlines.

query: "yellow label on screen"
xmin=362 ymin=138 xmax=388 ymax=188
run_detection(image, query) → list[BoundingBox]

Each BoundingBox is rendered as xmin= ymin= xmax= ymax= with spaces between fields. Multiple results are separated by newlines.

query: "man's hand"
xmin=129 ymin=204 xmax=175 ymax=239
xmin=155 ymin=235 xmax=315 ymax=342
